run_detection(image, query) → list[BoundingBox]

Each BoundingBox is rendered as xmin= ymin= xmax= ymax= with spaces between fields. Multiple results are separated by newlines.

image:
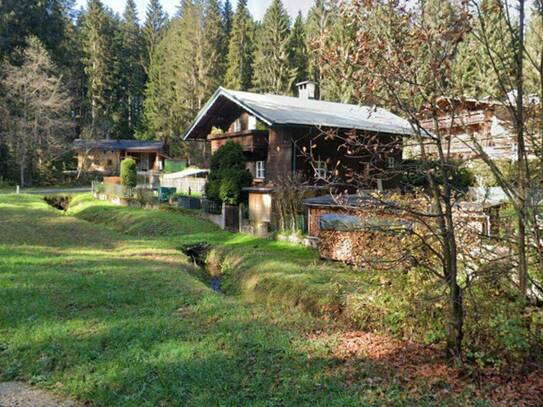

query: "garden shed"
xmin=160 ymin=168 xmax=209 ymax=195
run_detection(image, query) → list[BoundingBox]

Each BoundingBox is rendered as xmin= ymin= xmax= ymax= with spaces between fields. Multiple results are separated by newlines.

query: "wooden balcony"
xmin=420 ymin=110 xmax=487 ymax=129
xmin=208 ymin=130 xmax=268 ymax=157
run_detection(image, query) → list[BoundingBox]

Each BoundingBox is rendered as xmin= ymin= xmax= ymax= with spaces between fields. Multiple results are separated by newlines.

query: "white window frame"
xmin=248 ymin=115 xmax=257 ymax=131
xmin=314 ymin=160 xmax=327 ymax=179
xmin=256 ymin=160 xmax=266 ymax=179
xmin=233 ymin=119 xmax=242 ymax=133
xmin=387 ymin=156 xmax=395 ymax=168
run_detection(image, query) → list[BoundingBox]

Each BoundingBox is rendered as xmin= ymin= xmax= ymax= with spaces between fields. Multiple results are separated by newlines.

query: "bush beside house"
xmin=120 ymin=158 xmax=137 ymax=188
xmin=205 ymin=141 xmax=252 ymax=205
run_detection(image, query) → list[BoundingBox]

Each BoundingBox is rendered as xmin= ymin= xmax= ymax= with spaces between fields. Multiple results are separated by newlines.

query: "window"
xmin=107 ymin=159 xmax=113 ymax=166
xmin=233 ymin=119 xmax=242 ymax=132
xmin=256 ymin=161 xmax=266 ymax=179
xmin=314 ymin=160 xmax=327 ymax=179
xmin=248 ymin=115 xmax=257 ymax=130
xmin=387 ymin=157 xmax=395 ymax=168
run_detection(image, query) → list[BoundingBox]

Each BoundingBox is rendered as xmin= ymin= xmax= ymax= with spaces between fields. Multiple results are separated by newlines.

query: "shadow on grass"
xmin=0 ymin=194 xmax=482 ymax=406
xmin=0 ymin=247 xmax=384 ymax=405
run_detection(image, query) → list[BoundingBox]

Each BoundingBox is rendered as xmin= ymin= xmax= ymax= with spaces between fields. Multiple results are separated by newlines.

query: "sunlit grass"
xmin=0 ymin=195 xmax=483 ymax=406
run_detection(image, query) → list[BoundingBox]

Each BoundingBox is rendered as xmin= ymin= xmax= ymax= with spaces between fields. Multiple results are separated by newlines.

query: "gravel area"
xmin=0 ymin=382 xmax=82 ymax=407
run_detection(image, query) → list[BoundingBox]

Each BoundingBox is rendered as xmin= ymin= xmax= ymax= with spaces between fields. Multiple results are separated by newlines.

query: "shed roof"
xmin=183 ymin=87 xmax=413 ymax=140
xmin=304 ymin=193 xmax=388 ymax=209
xmin=162 ymin=168 xmax=209 ymax=179
xmin=73 ymin=139 xmax=164 ymax=152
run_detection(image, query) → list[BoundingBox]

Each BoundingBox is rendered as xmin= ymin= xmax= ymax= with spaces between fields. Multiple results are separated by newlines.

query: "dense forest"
xmin=0 ymin=0 xmax=540 ymax=185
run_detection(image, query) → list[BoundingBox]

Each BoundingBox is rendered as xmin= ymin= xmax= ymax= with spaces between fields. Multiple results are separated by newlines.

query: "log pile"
xmin=318 ymin=228 xmax=410 ymax=270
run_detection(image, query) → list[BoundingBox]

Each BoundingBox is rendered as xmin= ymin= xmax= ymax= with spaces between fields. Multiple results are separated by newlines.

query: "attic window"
xmin=233 ymin=119 xmax=242 ymax=132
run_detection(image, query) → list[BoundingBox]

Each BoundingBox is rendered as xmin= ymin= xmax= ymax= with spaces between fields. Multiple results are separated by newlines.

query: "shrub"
xmin=219 ymin=169 xmax=253 ymax=205
xmin=401 ymin=159 xmax=475 ymax=193
xmin=133 ymin=188 xmax=156 ymax=207
xmin=205 ymin=141 xmax=252 ymax=205
xmin=120 ymin=158 xmax=137 ymax=188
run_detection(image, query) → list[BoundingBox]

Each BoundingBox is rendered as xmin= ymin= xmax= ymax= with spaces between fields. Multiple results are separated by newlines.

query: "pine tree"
xmin=252 ymin=0 xmax=296 ymax=94
xmin=222 ymin=0 xmax=233 ymax=39
xmin=454 ymin=0 xmax=515 ymax=98
xmin=289 ymin=12 xmax=309 ymax=92
xmin=0 ymin=0 xmax=68 ymax=64
xmin=142 ymin=0 xmax=224 ymax=155
xmin=224 ymin=0 xmax=255 ymax=90
xmin=305 ymin=0 xmax=334 ymax=87
xmin=221 ymin=0 xmax=234 ymax=65
xmin=120 ymin=0 xmax=146 ymax=136
xmin=201 ymin=0 xmax=226 ymax=100
xmin=143 ymin=0 xmax=168 ymax=73
xmin=81 ymin=0 xmax=121 ymax=137
xmin=141 ymin=37 xmax=172 ymax=142
xmin=318 ymin=5 xmax=356 ymax=102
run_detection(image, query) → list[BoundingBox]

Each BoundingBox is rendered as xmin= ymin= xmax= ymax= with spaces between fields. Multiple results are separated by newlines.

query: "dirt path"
xmin=0 ymin=382 xmax=82 ymax=407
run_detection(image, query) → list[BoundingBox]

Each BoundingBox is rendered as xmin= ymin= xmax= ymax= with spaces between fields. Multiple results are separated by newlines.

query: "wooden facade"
xmin=205 ymin=120 xmax=403 ymax=190
xmin=418 ymin=98 xmax=521 ymax=160
xmin=74 ymin=140 xmax=165 ymax=176
xmin=184 ymin=87 xmax=411 ymax=229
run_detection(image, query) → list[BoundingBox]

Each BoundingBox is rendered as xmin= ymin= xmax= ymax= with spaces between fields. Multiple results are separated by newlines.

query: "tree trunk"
xmin=516 ymin=0 xmax=529 ymax=298
xmin=19 ymin=160 xmax=25 ymax=188
xmin=447 ymin=275 xmax=463 ymax=361
xmin=444 ymin=201 xmax=463 ymax=361
xmin=518 ymin=213 xmax=528 ymax=295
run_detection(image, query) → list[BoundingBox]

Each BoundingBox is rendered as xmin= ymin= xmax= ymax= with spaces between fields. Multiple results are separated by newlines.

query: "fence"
xmin=177 ymin=195 xmax=202 ymax=210
xmin=201 ymin=199 xmax=221 ymax=215
xmin=160 ymin=176 xmax=207 ymax=195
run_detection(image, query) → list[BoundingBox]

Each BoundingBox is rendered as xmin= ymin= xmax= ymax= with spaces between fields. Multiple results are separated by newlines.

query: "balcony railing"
xmin=420 ymin=110 xmax=487 ymax=129
xmin=208 ymin=130 xmax=268 ymax=154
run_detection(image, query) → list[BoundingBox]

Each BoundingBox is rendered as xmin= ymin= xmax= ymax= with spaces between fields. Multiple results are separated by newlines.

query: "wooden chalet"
xmin=183 ymin=81 xmax=413 ymax=228
xmin=418 ymin=97 xmax=523 ymax=160
xmin=74 ymin=139 xmax=166 ymax=176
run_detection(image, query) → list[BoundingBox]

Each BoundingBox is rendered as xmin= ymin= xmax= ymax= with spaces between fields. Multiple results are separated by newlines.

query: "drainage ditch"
xmin=43 ymin=195 xmax=72 ymax=212
xmin=179 ymin=243 xmax=222 ymax=293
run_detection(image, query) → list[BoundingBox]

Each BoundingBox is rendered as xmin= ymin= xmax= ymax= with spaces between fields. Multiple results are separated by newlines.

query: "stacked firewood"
xmin=318 ymin=228 xmax=411 ymax=270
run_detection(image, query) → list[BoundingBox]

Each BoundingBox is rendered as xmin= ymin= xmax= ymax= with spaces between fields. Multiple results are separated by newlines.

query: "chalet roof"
xmin=183 ymin=87 xmax=413 ymax=139
xmin=73 ymin=139 xmax=164 ymax=152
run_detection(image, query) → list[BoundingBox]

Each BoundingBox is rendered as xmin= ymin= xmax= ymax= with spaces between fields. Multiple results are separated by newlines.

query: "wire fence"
xmin=201 ymin=199 xmax=222 ymax=215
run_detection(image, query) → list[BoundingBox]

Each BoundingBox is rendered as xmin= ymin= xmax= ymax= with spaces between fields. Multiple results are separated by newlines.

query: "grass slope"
xmin=0 ymin=194 xmax=470 ymax=406
xmin=69 ymin=194 xmax=369 ymax=319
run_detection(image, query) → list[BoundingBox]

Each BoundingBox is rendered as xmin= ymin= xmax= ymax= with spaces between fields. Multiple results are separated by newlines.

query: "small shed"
xmin=160 ymin=168 xmax=209 ymax=195
xmin=304 ymin=193 xmax=393 ymax=238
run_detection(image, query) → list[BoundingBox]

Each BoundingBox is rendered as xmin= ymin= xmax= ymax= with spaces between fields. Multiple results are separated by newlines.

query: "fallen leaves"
xmin=307 ymin=330 xmax=543 ymax=406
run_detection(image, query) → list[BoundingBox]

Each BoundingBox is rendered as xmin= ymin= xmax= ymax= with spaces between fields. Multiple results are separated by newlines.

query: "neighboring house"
xmin=183 ymin=81 xmax=412 ymax=228
xmin=74 ymin=139 xmax=166 ymax=175
xmin=418 ymin=97 xmax=528 ymax=161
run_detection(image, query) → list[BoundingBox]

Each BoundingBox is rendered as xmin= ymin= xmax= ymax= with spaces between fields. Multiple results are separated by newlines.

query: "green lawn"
xmin=0 ymin=194 xmax=484 ymax=406
xmin=68 ymin=194 xmax=371 ymax=319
